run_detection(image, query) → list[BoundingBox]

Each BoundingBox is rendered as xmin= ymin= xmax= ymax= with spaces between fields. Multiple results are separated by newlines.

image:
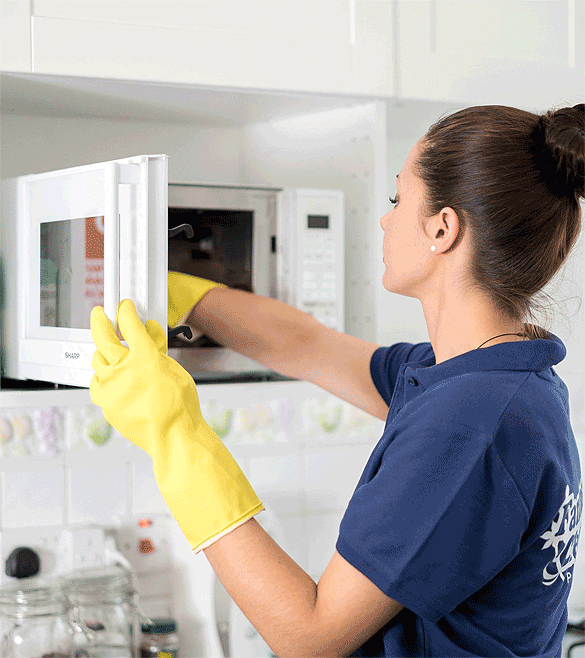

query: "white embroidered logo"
xmin=540 ymin=481 xmax=582 ymax=586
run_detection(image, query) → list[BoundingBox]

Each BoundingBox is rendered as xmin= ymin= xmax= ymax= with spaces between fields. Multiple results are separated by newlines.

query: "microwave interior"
xmin=167 ymin=206 xmax=254 ymax=349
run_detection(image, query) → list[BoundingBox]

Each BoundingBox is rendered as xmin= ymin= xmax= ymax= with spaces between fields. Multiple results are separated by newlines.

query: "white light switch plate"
xmin=111 ymin=513 xmax=174 ymax=572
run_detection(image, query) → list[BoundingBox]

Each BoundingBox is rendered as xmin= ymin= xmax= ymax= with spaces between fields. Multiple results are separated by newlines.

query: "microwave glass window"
xmin=308 ymin=215 xmax=329 ymax=229
xmin=168 ymin=208 xmax=253 ymax=291
xmin=40 ymin=216 xmax=105 ymax=329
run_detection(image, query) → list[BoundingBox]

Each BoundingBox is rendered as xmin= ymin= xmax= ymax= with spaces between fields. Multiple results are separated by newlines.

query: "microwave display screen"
xmin=308 ymin=215 xmax=329 ymax=229
xmin=40 ymin=216 xmax=104 ymax=329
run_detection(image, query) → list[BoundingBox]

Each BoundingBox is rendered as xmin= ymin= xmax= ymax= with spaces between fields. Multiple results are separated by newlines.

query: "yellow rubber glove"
xmin=90 ymin=299 xmax=264 ymax=553
xmin=168 ymin=271 xmax=226 ymax=329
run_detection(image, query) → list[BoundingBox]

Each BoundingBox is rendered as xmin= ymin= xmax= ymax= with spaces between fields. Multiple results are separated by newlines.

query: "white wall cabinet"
xmin=2 ymin=1 xmax=583 ymax=107
xmin=24 ymin=0 xmax=393 ymax=96
xmin=398 ymin=0 xmax=585 ymax=110
xmin=0 ymin=1 xmax=31 ymax=72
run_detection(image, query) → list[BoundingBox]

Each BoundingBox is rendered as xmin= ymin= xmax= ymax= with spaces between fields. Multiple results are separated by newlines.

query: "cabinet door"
xmin=398 ymin=0 xmax=584 ymax=108
xmin=1 ymin=1 xmax=31 ymax=72
xmin=4 ymin=155 xmax=167 ymax=386
xmin=30 ymin=0 xmax=393 ymax=95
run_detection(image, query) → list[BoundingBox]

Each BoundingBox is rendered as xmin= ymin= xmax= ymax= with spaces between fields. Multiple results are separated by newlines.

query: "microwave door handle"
xmin=166 ymin=225 xmax=195 ymax=342
xmin=168 ymin=223 xmax=194 ymax=239
xmin=104 ymin=161 xmax=120 ymax=335
xmin=167 ymin=325 xmax=193 ymax=341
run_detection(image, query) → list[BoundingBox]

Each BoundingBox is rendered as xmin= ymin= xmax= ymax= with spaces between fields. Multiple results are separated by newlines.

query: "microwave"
xmin=1 ymin=154 xmax=345 ymax=387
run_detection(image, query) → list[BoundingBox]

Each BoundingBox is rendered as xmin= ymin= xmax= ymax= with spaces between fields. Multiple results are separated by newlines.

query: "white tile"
xmin=131 ymin=458 xmax=168 ymax=515
xmin=65 ymin=404 xmax=130 ymax=453
xmin=249 ymin=454 xmax=299 ymax=488
xmin=276 ymin=515 xmax=306 ymax=573
xmin=68 ymin=464 xmax=127 ymax=525
xmin=1 ymin=468 xmax=65 ymax=528
xmin=306 ymin=511 xmax=345 ymax=581
xmin=305 ymin=446 xmax=371 ymax=512
xmin=301 ymin=397 xmax=385 ymax=445
xmin=562 ymin=631 xmax=585 ymax=658
xmin=0 ymin=406 xmax=66 ymax=459
xmin=139 ymin=595 xmax=174 ymax=619
xmin=562 ymin=370 xmax=585 ymax=435
xmin=255 ymin=487 xmax=302 ymax=520
xmin=238 ymin=456 xmax=252 ymax=480
xmin=136 ymin=570 xmax=174 ymax=598
xmin=248 ymin=454 xmax=303 ymax=519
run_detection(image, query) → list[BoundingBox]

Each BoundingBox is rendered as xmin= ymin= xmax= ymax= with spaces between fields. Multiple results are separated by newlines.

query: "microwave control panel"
xmin=277 ymin=189 xmax=344 ymax=332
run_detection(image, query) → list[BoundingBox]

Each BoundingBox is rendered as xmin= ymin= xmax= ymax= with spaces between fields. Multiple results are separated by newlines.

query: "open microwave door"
xmin=3 ymin=155 xmax=168 ymax=387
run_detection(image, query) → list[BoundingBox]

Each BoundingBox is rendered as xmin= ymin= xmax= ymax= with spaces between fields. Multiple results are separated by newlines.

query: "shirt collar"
xmin=407 ymin=332 xmax=567 ymax=389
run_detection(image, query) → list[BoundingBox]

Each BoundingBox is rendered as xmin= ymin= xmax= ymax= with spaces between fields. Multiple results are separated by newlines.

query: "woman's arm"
xmin=204 ymin=517 xmax=404 ymax=657
xmin=189 ymin=287 xmax=389 ymax=420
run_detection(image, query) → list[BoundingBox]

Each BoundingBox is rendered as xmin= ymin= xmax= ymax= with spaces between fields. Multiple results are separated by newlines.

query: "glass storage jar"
xmin=0 ymin=578 xmax=86 ymax=658
xmin=139 ymin=618 xmax=179 ymax=658
xmin=67 ymin=565 xmax=146 ymax=658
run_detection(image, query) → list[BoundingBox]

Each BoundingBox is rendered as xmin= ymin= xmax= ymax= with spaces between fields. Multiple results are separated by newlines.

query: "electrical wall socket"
xmin=69 ymin=527 xmax=106 ymax=571
xmin=0 ymin=526 xmax=110 ymax=587
xmin=0 ymin=526 xmax=72 ymax=586
xmin=0 ymin=520 xmax=175 ymax=588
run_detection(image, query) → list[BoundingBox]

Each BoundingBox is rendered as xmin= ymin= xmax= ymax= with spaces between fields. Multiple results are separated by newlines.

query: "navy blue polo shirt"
xmin=336 ymin=333 xmax=582 ymax=657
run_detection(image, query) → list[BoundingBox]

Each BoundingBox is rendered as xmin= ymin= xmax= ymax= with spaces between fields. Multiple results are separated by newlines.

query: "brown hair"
xmin=416 ymin=104 xmax=584 ymax=340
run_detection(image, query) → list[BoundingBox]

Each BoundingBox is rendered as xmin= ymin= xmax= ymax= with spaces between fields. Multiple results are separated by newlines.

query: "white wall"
xmin=378 ymin=98 xmax=464 ymax=347
xmin=0 ymin=113 xmax=245 ymax=183
xmin=242 ymin=101 xmax=387 ymax=343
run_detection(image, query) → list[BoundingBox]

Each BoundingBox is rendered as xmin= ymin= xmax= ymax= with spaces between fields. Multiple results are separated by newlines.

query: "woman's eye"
xmin=389 ymin=196 xmax=398 ymax=205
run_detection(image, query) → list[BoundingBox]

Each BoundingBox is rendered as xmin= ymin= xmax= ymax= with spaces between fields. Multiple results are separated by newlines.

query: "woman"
xmin=90 ymin=103 xmax=584 ymax=657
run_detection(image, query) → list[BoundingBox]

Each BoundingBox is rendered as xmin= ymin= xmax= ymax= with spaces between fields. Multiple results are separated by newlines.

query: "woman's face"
xmin=380 ymin=140 xmax=434 ymax=297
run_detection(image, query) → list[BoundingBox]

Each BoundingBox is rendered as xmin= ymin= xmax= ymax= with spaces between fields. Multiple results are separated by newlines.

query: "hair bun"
xmin=539 ymin=104 xmax=585 ymax=199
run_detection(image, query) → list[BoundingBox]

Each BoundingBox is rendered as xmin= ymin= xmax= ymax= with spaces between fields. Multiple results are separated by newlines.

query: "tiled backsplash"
xmin=0 ymin=382 xmax=384 ymax=587
xmin=1 ymin=377 xmax=584 ymax=621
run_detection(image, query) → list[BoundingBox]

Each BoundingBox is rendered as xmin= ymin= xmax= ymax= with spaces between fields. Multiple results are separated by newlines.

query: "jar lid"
xmin=142 ymin=617 xmax=177 ymax=634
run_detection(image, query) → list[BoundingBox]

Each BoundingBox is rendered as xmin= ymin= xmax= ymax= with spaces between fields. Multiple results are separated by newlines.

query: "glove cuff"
xmin=153 ymin=418 xmax=264 ymax=552
xmin=168 ymin=271 xmax=226 ymax=328
xmin=193 ymin=502 xmax=265 ymax=554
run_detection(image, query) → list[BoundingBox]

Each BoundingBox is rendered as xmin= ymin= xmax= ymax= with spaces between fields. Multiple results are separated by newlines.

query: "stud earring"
xmin=430 ymin=245 xmax=436 ymax=252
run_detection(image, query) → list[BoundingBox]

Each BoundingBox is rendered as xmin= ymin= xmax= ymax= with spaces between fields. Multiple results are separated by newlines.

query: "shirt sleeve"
xmin=369 ymin=343 xmax=422 ymax=405
xmin=336 ymin=415 xmax=530 ymax=623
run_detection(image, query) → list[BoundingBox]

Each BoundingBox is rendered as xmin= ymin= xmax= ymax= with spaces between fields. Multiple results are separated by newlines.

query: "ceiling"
xmin=0 ymin=73 xmax=379 ymax=127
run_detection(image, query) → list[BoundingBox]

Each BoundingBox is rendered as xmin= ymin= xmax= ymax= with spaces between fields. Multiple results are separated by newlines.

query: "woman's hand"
xmin=90 ymin=299 xmax=204 ymax=454
xmin=90 ymin=299 xmax=264 ymax=552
